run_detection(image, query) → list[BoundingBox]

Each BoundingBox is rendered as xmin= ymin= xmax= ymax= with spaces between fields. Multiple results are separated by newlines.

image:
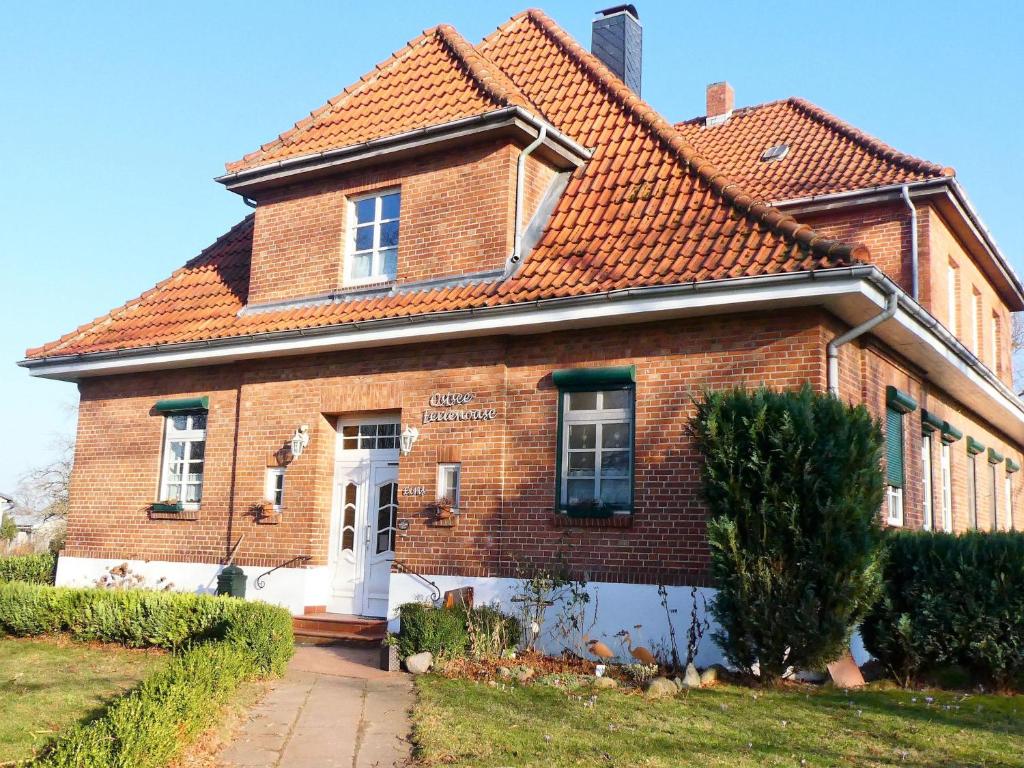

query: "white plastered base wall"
xmin=55 ymin=556 xmax=329 ymax=616
xmin=55 ymin=558 xmax=869 ymax=668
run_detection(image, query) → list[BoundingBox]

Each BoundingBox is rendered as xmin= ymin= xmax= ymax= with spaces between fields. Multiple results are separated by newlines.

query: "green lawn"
xmin=414 ymin=676 xmax=1024 ymax=768
xmin=0 ymin=637 xmax=165 ymax=764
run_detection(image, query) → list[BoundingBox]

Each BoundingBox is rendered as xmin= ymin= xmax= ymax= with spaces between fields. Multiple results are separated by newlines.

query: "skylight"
xmin=761 ymin=144 xmax=790 ymax=162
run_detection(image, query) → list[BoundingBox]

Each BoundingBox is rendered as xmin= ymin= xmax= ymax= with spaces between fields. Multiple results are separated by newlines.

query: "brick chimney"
xmin=592 ymin=5 xmax=642 ymax=95
xmin=706 ymin=81 xmax=735 ymax=121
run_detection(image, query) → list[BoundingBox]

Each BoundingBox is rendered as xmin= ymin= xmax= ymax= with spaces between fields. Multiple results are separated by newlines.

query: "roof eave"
xmin=216 ymin=106 xmax=592 ymax=196
xmin=773 ymin=178 xmax=1024 ymax=310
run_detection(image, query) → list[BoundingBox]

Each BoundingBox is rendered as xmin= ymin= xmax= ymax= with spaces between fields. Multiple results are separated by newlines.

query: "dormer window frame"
xmin=344 ymin=188 xmax=401 ymax=287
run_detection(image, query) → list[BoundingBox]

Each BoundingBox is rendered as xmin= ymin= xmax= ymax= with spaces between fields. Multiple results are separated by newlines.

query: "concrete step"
xmin=292 ymin=613 xmax=387 ymax=647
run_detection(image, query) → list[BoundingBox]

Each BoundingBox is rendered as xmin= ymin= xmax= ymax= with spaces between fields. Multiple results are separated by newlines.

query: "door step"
xmin=292 ymin=613 xmax=388 ymax=647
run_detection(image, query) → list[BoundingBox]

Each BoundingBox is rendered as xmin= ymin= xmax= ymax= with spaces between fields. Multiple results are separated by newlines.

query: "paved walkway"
xmin=219 ymin=646 xmax=413 ymax=768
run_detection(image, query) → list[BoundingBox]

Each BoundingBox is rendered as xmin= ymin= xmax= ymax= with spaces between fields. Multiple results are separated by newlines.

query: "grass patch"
xmin=0 ymin=637 xmax=165 ymax=764
xmin=413 ymin=676 xmax=1024 ymax=767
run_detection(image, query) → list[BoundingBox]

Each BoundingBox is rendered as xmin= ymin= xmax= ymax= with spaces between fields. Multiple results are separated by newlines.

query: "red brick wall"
xmin=66 ymin=307 xmax=1024 ymax=589
xmin=247 ymin=139 xmax=560 ymax=306
xmin=66 ymin=309 xmax=828 ymax=584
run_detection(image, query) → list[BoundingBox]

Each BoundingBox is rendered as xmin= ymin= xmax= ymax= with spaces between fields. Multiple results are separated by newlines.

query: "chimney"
xmin=706 ymin=81 xmax=735 ymax=122
xmin=591 ymin=5 xmax=642 ymax=95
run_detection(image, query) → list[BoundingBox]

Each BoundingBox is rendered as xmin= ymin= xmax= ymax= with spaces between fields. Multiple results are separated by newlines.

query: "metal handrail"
xmin=392 ymin=559 xmax=441 ymax=602
xmin=254 ymin=555 xmax=311 ymax=590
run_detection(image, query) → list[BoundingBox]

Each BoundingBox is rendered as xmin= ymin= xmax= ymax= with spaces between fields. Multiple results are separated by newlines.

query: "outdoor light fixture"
xmin=290 ymin=425 xmax=310 ymax=459
xmin=400 ymin=425 xmax=419 ymax=455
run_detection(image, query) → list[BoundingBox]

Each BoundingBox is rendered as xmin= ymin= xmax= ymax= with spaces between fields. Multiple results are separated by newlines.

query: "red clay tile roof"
xmin=26 ymin=10 xmax=865 ymax=361
xmin=226 ymin=25 xmax=539 ymax=173
xmin=675 ymin=97 xmax=955 ymax=201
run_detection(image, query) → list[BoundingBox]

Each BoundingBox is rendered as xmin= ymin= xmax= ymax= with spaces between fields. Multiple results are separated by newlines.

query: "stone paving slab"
xmin=219 ymin=647 xmax=413 ymax=768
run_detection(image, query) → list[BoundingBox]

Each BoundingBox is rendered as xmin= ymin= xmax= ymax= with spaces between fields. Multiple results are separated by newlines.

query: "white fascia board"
xmin=22 ymin=273 xmax=864 ymax=380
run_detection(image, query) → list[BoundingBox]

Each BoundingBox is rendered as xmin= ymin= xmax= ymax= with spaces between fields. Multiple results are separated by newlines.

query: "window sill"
xmin=552 ymin=512 xmax=632 ymax=529
xmin=149 ymin=503 xmax=199 ymax=521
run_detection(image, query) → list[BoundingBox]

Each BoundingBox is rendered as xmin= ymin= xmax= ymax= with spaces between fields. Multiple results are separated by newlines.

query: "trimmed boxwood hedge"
xmin=862 ymin=530 xmax=1024 ymax=687
xmin=0 ymin=552 xmax=56 ymax=584
xmin=0 ymin=582 xmax=293 ymax=766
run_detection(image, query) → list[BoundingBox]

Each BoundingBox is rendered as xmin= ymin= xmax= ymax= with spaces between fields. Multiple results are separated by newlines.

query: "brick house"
xmin=19 ymin=7 xmax=1024 ymax=655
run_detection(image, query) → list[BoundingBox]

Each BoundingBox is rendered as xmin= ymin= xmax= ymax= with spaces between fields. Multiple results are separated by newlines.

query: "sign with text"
xmin=422 ymin=392 xmax=497 ymax=424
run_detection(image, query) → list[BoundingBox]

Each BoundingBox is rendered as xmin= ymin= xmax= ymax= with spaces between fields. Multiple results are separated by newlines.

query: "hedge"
xmin=397 ymin=602 xmax=520 ymax=660
xmin=0 ymin=552 xmax=56 ymax=584
xmin=0 ymin=582 xmax=293 ymax=766
xmin=862 ymin=530 xmax=1024 ymax=687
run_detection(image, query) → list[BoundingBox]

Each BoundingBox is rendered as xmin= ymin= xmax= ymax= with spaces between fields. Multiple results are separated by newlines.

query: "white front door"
xmin=329 ymin=419 xmax=400 ymax=617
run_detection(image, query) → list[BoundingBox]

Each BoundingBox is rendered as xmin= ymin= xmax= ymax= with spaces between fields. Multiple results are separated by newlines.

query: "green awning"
xmin=886 ymin=386 xmax=917 ymax=414
xmin=941 ymin=423 xmax=963 ymax=444
xmin=553 ymin=365 xmax=636 ymax=389
xmin=155 ymin=396 xmax=209 ymax=413
xmin=967 ymin=437 xmax=986 ymax=456
xmin=989 ymin=447 xmax=1005 ymax=464
xmin=921 ymin=410 xmax=945 ymax=434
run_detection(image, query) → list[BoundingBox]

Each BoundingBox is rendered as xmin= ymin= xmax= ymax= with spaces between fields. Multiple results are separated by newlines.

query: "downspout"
xmin=508 ymin=124 xmax=547 ymax=267
xmin=901 ymin=184 xmax=919 ymax=300
xmin=827 ymin=292 xmax=899 ymax=396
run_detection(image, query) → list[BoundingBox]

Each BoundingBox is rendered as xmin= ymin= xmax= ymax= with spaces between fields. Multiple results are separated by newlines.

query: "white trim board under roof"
xmin=771 ymin=177 xmax=1024 ymax=311
xmin=215 ymin=107 xmax=591 ymax=196
xmin=19 ymin=267 xmax=1024 ymax=444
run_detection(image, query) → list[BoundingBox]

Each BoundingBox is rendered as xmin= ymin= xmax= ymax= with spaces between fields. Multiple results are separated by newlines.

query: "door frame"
xmin=328 ymin=415 xmax=401 ymax=617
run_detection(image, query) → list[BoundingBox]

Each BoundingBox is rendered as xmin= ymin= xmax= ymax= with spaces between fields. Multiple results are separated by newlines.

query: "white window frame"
xmin=922 ymin=433 xmax=933 ymax=531
xmin=947 ymin=262 xmax=958 ymax=335
xmin=971 ymin=289 xmax=980 ymax=353
xmin=344 ymin=189 xmax=400 ymax=287
xmin=559 ymin=389 xmax=634 ymax=513
xmin=437 ymin=463 xmax=461 ymax=510
xmin=1007 ymin=473 xmax=1014 ymax=531
xmin=159 ymin=412 xmax=206 ymax=509
xmin=990 ymin=461 xmax=999 ymax=532
xmin=886 ymin=485 xmax=904 ymax=526
xmin=991 ymin=314 xmax=1000 ymax=373
xmin=265 ymin=467 xmax=286 ymax=511
xmin=968 ymin=454 xmax=979 ymax=529
xmin=940 ymin=442 xmax=953 ymax=532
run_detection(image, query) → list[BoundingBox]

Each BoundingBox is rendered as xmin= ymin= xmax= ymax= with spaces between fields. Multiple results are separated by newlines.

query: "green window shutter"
xmin=155 ymin=396 xmax=209 ymax=413
xmin=988 ymin=447 xmax=1005 ymax=464
xmin=921 ymin=409 xmax=944 ymax=434
xmin=553 ymin=366 xmax=635 ymax=390
xmin=1006 ymin=458 xmax=1021 ymax=474
xmin=967 ymin=436 xmax=986 ymax=455
xmin=886 ymin=386 xmax=917 ymax=414
xmin=886 ymin=407 xmax=904 ymax=487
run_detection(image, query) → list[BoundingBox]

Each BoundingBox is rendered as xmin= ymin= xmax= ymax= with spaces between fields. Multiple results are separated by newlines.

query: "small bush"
xmin=397 ymin=603 xmax=469 ymax=659
xmin=862 ymin=530 xmax=1024 ymax=687
xmin=689 ymin=385 xmax=885 ymax=683
xmin=397 ymin=602 xmax=520 ymax=660
xmin=0 ymin=552 xmax=57 ymax=584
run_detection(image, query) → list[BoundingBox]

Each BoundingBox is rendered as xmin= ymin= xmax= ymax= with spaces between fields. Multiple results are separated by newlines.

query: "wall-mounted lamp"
xmin=400 ymin=425 xmax=419 ymax=455
xmin=290 ymin=425 xmax=310 ymax=459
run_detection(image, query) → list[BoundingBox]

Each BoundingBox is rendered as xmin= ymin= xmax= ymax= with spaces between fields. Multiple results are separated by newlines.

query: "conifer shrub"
xmin=689 ymin=385 xmax=885 ymax=683
xmin=862 ymin=530 xmax=1024 ymax=688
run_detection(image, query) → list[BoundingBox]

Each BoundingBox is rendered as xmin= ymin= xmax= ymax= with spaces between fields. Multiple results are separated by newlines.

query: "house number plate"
xmin=401 ymin=486 xmax=426 ymax=497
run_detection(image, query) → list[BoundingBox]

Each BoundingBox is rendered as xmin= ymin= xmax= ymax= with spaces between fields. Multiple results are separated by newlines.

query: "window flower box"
xmin=563 ymin=503 xmax=616 ymax=519
xmin=254 ymin=500 xmax=282 ymax=525
xmin=151 ymin=501 xmax=184 ymax=513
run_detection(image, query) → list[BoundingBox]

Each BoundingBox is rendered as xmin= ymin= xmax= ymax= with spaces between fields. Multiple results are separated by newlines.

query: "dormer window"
xmin=346 ymin=190 xmax=400 ymax=285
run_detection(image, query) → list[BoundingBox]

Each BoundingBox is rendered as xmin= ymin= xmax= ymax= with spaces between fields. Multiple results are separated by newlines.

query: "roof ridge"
xmin=433 ymin=24 xmax=539 ymax=115
xmin=673 ymin=97 xmax=793 ymax=127
xmin=786 ymin=97 xmax=955 ymax=178
xmin=227 ymin=25 xmax=541 ymax=173
xmin=517 ymin=10 xmax=866 ymax=263
xmin=26 ymin=216 xmax=255 ymax=358
xmin=226 ymin=29 xmax=441 ymax=172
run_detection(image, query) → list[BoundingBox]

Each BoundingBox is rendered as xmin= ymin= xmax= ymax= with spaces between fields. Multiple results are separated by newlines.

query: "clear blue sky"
xmin=1 ymin=1 xmax=1022 ymax=497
